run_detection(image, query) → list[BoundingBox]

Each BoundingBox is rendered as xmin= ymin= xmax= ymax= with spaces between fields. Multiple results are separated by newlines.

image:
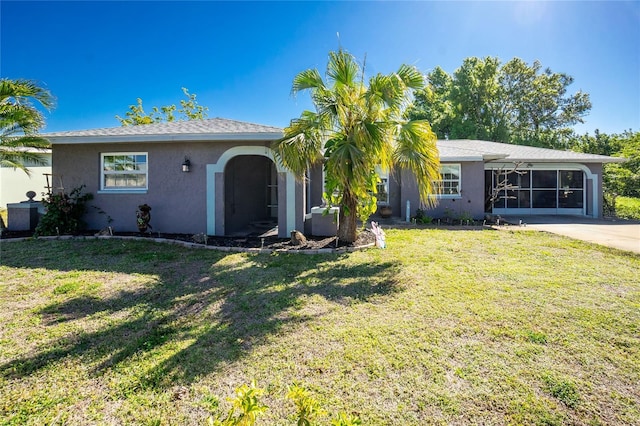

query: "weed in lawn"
xmin=542 ymin=373 xmax=581 ymax=408
xmin=525 ymin=330 xmax=548 ymax=345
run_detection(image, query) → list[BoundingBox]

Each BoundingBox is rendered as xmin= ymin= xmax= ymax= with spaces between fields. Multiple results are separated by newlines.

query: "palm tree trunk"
xmin=337 ymin=192 xmax=358 ymax=243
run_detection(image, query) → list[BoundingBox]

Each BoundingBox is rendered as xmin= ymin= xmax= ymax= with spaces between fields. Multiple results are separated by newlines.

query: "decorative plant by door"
xmin=136 ymin=204 xmax=152 ymax=233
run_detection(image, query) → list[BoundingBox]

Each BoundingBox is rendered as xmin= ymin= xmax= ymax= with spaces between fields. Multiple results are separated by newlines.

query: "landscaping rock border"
xmin=0 ymin=234 xmax=376 ymax=254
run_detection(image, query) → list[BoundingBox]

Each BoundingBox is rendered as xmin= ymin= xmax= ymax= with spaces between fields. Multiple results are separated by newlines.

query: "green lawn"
xmin=616 ymin=196 xmax=640 ymax=220
xmin=1 ymin=229 xmax=639 ymax=425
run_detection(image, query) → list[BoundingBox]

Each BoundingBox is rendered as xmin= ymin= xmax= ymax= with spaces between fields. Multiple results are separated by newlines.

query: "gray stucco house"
xmin=45 ymin=118 xmax=624 ymax=237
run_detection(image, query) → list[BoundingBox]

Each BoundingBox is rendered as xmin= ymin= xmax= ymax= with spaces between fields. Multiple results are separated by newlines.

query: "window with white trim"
xmin=375 ymin=167 xmax=389 ymax=205
xmin=438 ymin=164 xmax=461 ymax=196
xmin=101 ymin=153 xmax=148 ymax=190
xmin=376 ymin=177 xmax=389 ymax=205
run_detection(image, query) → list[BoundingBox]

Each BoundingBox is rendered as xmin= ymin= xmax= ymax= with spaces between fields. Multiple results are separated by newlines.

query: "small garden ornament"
xmin=370 ymin=221 xmax=386 ymax=249
xmin=136 ymin=204 xmax=152 ymax=233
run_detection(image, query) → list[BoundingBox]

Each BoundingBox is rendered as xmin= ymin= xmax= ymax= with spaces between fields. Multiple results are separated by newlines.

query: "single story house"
xmin=44 ymin=118 xmax=624 ymax=237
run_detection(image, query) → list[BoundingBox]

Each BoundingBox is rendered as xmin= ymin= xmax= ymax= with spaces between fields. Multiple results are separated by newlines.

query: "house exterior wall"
xmin=0 ymin=157 xmax=51 ymax=207
xmin=52 ymin=140 xmax=279 ymax=234
xmin=308 ymin=164 xmax=324 ymax=210
xmin=397 ymin=161 xmax=486 ymax=221
xmin=385 ymin=170 xmax=402 ymax=217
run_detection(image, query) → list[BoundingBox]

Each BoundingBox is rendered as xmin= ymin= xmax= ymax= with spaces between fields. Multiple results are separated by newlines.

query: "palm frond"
xmin=0 ymin=78 xmax=55 ymax=110
xmin=393 ymin=120 xmax=441 ymax=206
xmin=327 ymin=50 xmax=359 ymax=87
xmin=396 ymin=64 xmax=425 ymax=90
xmin=1 ymin=134 xmax=51 ymax=149
xmin=292 ymin=69 xmax=326 ymax=95
xmin=272 ymin=110 xmax=325 ymax=177
xmin=0 ymin=149 xmax=49 ymax=176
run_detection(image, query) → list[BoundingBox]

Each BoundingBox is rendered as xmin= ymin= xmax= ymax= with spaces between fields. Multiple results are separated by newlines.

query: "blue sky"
xmin=1 ymin=1 xmax=639 ymax=135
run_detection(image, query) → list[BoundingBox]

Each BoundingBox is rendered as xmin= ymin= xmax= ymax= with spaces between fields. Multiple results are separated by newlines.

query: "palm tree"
xmin=273 ymin=49 xmax=441 ymax=243
xmin=0 ymin=78 xmax=55 ymax=176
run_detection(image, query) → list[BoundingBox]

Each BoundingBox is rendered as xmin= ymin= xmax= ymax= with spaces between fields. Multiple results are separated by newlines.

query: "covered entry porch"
xmin=206 ymin=146 xmax=300 ymax=238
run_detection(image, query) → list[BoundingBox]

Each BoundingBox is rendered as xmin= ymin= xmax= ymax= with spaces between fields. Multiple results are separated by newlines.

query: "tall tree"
xmin=572 ymin=129 xmax=639 ymax=197
xmin=273 ymin=49 xmax=441 ymax=242
xmin=0 ymin=78 xmax=54 ymax=175
xmin=410 ymin=57 xmax=591 ymax=148
xmin=116 ymin=87 xmax=208 ymax=126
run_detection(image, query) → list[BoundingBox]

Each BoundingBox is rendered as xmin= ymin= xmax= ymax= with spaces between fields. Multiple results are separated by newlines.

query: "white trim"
xmin=206 ymin=146 xmax=296 ymax=236
xmin=485 ymin=163 xmax=597 ymax=217
xmin=100 ymin=152 xmax=148 ymax=191
xmin=374 ymin=166 xmax=389 ymax=206
xmin=97 ymin=190 xmax=147 ymax=195
xmin=437 ymin=163 xmax=462 ymax=198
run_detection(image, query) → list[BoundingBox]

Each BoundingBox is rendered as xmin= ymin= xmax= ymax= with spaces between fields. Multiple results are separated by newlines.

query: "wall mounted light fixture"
xmin=182 ymin=157 xmax=191 ymax=172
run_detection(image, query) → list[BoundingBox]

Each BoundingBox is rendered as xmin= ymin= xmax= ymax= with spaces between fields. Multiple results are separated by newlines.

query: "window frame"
xmin=436 ymin=163 xmax=462 ymax=199
xmin=375 ymin=166 xmax=390 ymax=206
xmin=100 ymin=152 xmax=149 ymax=193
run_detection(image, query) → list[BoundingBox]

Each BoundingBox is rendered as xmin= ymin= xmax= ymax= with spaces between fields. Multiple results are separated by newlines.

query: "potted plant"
xmin=136 ymin=204 xmax=152 ymax=233
xmin=379 ymin=205 xmax=392 ymax=218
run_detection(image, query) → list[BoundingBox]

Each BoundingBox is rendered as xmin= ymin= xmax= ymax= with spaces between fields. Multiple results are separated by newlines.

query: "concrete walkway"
xmin=501 ymin=215 xmax=640 ymax=254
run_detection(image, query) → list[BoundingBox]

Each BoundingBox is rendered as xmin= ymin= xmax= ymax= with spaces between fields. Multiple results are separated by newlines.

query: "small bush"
xmin=413 ymin=208 xmax=432 ymax=224
xmin=34 ymin=185 xmax=93 ymax=236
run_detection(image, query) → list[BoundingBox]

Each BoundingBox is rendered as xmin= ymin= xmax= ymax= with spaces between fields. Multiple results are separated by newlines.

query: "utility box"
xmin=7 ymin=202 xmax=41 ymax=231
xmin=7 ymin=191 xmax=42 ymax=231
xmin=310 ymin=206 xmax=339 ymax=237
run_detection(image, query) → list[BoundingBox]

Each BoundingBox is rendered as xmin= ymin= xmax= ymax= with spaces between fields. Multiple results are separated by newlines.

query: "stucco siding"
xmin=52 ymin=140 xmax=273 ymax=234
xmin=397 ymin=162 xmax=486 ymax=221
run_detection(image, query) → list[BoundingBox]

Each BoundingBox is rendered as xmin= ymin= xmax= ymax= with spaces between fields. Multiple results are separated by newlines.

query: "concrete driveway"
xmin=501 ymin=215 xmax=640 ymax=254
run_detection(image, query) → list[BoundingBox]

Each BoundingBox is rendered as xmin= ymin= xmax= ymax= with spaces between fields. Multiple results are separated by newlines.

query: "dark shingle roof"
xmin=44 ymin=120 xmax=625 ymax=164
xmin=45 ymin=118 xmax=283 ymax=142
xmin=437 ymin=139 xmax=625 ymax=163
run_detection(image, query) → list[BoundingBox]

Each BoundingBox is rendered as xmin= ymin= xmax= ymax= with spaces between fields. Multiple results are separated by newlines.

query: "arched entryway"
xmin=224 ymin=155 xmax=278 ymax=236
xmin=206 ymin=146 xmax=298 ymax=237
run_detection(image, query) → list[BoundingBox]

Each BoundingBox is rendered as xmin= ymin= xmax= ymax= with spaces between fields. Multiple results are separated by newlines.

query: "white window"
xmin=438 ymin=164 xmax=461 ymax=197
xmin=375 ymin=167 xmax=389 ymax=205
xmin=101 ymin=153 xmax=148 ymax=191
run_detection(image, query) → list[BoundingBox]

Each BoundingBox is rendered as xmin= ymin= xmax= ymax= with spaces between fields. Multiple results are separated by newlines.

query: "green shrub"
xmin=34 ymin=185 xmax=93 ymax=236
xmin=413 ymin=208 xmax=432 ymax=224
xmin=615 ymin=196 xmax=640 ymax=220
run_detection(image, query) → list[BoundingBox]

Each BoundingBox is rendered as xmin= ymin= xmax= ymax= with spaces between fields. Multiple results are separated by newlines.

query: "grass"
xmin=0 ymin=229 xmax=639 ymax=425
xmin=615 ymin=196 xmax=640 ymax=220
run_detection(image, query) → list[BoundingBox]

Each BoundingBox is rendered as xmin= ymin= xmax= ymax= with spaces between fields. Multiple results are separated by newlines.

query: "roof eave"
xmin=439 ymin=156 xmax=485 ymax=162
xmin=47 ymin=132 xmax=284 ymax=144
xmin=486 ymin=157 xmax=628 ymax=164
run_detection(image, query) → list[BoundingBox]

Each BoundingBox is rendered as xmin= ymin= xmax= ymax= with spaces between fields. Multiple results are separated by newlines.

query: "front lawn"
xmin=0 ymin=229 xmax=638 ymax=425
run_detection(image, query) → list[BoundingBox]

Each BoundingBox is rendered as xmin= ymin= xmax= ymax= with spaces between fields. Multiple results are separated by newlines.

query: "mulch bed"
xmin=0 ymin=228 xmax=377 ymax=251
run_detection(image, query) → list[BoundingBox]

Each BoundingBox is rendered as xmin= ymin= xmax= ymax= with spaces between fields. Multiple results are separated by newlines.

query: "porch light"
xmin=182 ymin=157 xmax=191 ymax=172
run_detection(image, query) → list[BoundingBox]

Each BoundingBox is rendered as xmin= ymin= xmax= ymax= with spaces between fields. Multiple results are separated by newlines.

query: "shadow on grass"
xmin=0 ymin=239 xmax=399 ymax=390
